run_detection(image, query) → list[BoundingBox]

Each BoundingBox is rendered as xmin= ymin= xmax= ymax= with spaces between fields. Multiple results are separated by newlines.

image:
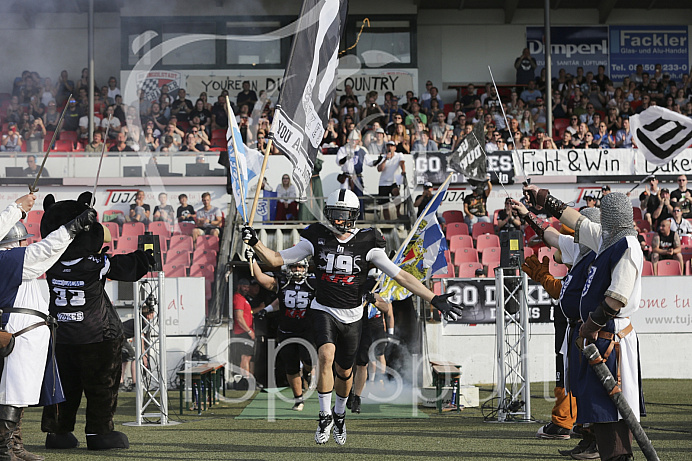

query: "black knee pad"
xmin=335 ymin=370 xmax=352 ymax=381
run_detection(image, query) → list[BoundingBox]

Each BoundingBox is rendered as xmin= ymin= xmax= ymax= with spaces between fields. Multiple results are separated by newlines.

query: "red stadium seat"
xmin=196 ymin=235 xmax=219 ymax=252
xmin=165 ymin=250 xmax=191 ymax=267
xmin=117 ymin=236 xmax=138 ymax=251
xmin=121 ymin=222 xmax=146 ymax=238
xmin=445 ymin=222 xmax=469 ymax=239
xmin=192 ymin=249 xmax=217 ymax=265
xmin=453 ymin=248 xmax=478 ymax=264
xmin=169 ymin=235 xmax=194 ymax=252
xmin=632 ymin=207 xmax=643 ymax=221
xmin=486 ymin=263 xmax=499 ymax=278
xmin=538 ymin=246 xmax=557 ymax=261
xmin=641 ymin=260 xmax=654 ymax=276
xmin=457 ymin=262 xmax=483 ymax=278
xmin=60 ymin=131 xmax=78 ymax=143
xmin=524 ymin=247 xmax=534 ymax=259
xmin=448 ymin=235 xmax=474 ymax=253
xmin=553 ymin=118 xmax=570 ymax=137
xmin=476 ymin=234 xmax=500 ymax=254
xmin=26 ymin=210 xmax=43 ymax=225
xmin=481 ymin=247 xmax=501 ymax=267
xmin=175 ymin=222 xmax=196 ymax=236
xmin=432 ymin=261 xmax=455 ymax=278
xmin=471 ymin=221 xmax=495 ymax=239
xmin=549 ymin=262 xmax=569 ymax=278
xmin=657 ymin=260 xmax=682 ymax=276
xmin=163 ymin=263 xmax=187 ymax=277
xmin=442 ymin=210 xmax=464 ymax=224
xmin=189 ymin=263 xmax=215 ymax=281
xmin=53 ymin=140 xmax=74 ymax=152
xmin=639 ymin=232 xmax=655 ymax=247
xmin=102 ymin=221 xmax=120 ymax=240
xmin=25 ymin=223 xmax=40 ymax=242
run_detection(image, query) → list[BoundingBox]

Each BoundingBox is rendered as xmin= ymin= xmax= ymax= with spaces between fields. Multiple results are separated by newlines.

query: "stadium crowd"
xmin=4 ymin=60 xmax=692 ymax=279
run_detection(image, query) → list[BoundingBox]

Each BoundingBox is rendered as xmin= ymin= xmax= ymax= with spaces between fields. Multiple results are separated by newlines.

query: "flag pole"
xmin=249 ymin=136 xmax=273 ymax=227
xmin=225 ymin=99 xmax=253 ymax=276
xmin=371 ymin=172 xmax=454 ymax=294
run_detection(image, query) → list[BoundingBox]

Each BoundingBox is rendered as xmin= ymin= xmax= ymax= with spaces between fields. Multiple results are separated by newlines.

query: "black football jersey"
xmin=300 ymin=224 xmax=385 ymax=309
xmin=47 ymin=250 xmax=150 ymax=344
xmin=276 ymin=274 xmax=315 ymax=333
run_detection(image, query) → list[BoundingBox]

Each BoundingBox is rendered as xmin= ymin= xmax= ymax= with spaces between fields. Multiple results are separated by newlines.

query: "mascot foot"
xmin=45 ymin=432 xmax=79 ymax=449
xmin=86 ymin=431 xmax=129 ymax=450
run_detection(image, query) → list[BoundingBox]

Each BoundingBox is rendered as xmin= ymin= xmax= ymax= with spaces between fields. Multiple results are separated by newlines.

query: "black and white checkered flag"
xmin=630 ymin=106 xmax=692 ymax=166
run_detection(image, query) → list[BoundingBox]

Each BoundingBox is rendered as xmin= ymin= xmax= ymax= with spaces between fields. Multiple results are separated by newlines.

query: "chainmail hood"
xmin=576 ymin=207 xmax=601 ymax=264
xmin=599 ymin=192 xmax=637 ymax=253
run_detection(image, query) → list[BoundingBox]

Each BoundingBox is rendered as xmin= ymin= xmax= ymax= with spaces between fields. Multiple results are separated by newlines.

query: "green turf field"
xmin=18 ymin=379 xmax=691 ymax=460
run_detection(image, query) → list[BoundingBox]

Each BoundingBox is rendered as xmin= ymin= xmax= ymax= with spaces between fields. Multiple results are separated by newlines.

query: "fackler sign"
xmin=610 ymin=26 xmax=689 ymax=82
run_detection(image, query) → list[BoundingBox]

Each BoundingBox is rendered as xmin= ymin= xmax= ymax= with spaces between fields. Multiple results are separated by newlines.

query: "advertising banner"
xmin=527 ymin=26 xmax=608 ymax=77
xmin=413 ymin=150 xmax=515 ymax=186
xmin=519 ymin=148 xmax=692 ymax=177
xmin=609 ymin=26 xmax=690 ymax=83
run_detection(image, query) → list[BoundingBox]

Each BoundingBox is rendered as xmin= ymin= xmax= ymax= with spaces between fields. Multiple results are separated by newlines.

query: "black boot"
xmin=0 ymin=405 xmax=22 ymax=461
xmin=10 ymin=410 xmax=44 ymax=461
xmin=86 ymin=431 xmax=129 ymax=450
xmin=44 ymin=433 xmax=78 ymax=449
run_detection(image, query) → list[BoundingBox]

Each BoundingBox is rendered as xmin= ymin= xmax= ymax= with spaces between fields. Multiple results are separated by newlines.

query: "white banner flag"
xmin=630 ymin=106 xmax=692 ymax=166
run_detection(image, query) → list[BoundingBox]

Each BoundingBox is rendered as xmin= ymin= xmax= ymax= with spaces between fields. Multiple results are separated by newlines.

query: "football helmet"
xmin=287 ymin=259 xmax=309 ymax=282
xmin=324 ymin=189 xmax=360 ymax=234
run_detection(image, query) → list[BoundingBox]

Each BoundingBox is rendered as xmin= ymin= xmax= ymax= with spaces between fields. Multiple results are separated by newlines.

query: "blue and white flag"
xmin=379 ymin=175 xmax=451 ymax=301
xmin=227 ymin=104 xmax=249 ymax=221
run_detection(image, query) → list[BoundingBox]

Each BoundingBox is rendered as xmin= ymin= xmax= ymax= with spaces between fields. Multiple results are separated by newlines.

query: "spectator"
xmin=519 ymin=109 xmax=535 ymax=136
xmin=519 ymin=79 xmax=542 ymax=104
xmin=189 ymin=99 xmax=212 ymax=135
xmin=650 ymin=218 xmax=683 ymax=275
xmin=669 ymin=204 xmax=692 ymax=236
xmin=41 ymin=77 xmax=57 ymax=106
xmin=530 ymin=128 xmax=547 ymax=149
xmin=461 ymin=83 xmax=480 ymax=110
xmin=62 ymin=97 xmax=81 ymax=132
xmin=583 ymin=131 xmax=598 ymax=149
xmin=594 ymin=122 xmax=615 ymax=149
xmin=552 ymin=91 xmax=568 ymax=119
xmin=581 ymin=195 xmax=597 ymax=209
xmin=56 ymin=70 xmax=74 ymax=106
xmin=587 ymin=80 xmax=606 ymax=110
xmin=128 ymin=190 xmax=151 ymax=224
xmin=85 ymin=132 xmax=105 ymax=153
xmin=161 ymin=122 xmax=183 ymax=147
xmin=109 ymin=132 xmax=134 ymax=152
xmin=640 ymin=176 xmax=662 ymax=227
xmin=411 ymin=129 xmax=437 ymax=152
xmin=275 ymin=174 xmax=299 ymax=221
xmin=120 ymin=305 xmax=155 ymax=392
xmin=463 ymin=180 xmax=492 ymax=231
xmin=377 ymin=141 xmax=406 ymax=220
xmin=383 ymin=96 xmax=404 ymax=127
xmin=180 ymin=133 xmax=203 ymax=152
xmin=336 ymin=130 xmax=367 ymax=194
xmin=177 ymin=193 xmax=196 ymax=223
xmin=0 ymin=124 xmax=22 ymax=152
xmin=414 ymin=182 xmax=434 ymax=217
xmin=23 ymin=154 xmax=48 ymax=177
xmin=652 ymin=188 xmax=673 ymax=229
xmin=485 ymin=130 xmax=502 ymax=153
xmin=78 ymin=113 xmax=99 ymax=141
xmin=143 ymin=126 xmax=159 ymax=151
xmin=531 ymin=97 xmax=547 ymax=129
xmin=148 ymin=101 xmax=168 ymax=133
xmin=670 ymin=175 xmax=692 ymax=208
xmin=22 ymin=116 xmax=45 ymax=152
xmin=107 ymin=76 xmax=121 ymax=101
xmin=153 ymin=192 xmax=175 ymax=227
xmin=192 ymin=192 xmax=223 ymax=241
xmin=557 ymin=131 xmax=574 ymax=149
xmin=421 ymin=86 xmax=442 ymax=113
xmin=615 ymin=116 xmax=634 ymax=148
xmin=430 ymin=112 xmax=449 ymax=144
xmin=420 ymin=80 xmax=433 ymax=103
xmin=237 ymin=81 xmax=258 ymax=113
xmin=5 ymin=96 xmax=22 ymax=124
xmin=514 ymin=48 xmax=537 ymax=85
xmin=100 ymin=85 xmax=114 ymax=106
xmin=233 ymin=279 xmax=255 ymax=378
xmin=171 ymin=89 xmax=193 ymax=122
xmin=497 ymin=198 xmax=522 ymax=231
xmin=404 ymin=102 xmax=427 ymax=128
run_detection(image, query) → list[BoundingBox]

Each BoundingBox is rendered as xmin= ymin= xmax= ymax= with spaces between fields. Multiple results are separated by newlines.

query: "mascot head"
xmin=40 ymin=191 xmax=110 ymax=260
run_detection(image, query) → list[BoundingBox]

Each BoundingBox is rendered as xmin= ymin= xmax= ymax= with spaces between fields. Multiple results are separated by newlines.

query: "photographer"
xmin=414 ymin=182 xmax=434 ymax=217
xmin=497 ymin=198 xmax=522 ymax=231
xmin=0 ymin=123 xmax=22 ymax=152
xmin=22 ymin=117 xmax=46 ymax=153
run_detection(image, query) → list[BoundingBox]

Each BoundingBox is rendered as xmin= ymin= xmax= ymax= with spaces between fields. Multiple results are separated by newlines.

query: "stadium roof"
xmin=416 ymin=0 xmax=692 ymax=24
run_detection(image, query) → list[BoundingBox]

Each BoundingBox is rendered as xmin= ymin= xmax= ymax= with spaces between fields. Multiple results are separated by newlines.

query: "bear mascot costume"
xmin=39 ymin=192 xmax=153 ymax=450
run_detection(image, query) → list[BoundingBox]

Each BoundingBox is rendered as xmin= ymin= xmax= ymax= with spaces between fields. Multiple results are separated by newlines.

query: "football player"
xmin=243 ymin=189 xmax=461 ymax=446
